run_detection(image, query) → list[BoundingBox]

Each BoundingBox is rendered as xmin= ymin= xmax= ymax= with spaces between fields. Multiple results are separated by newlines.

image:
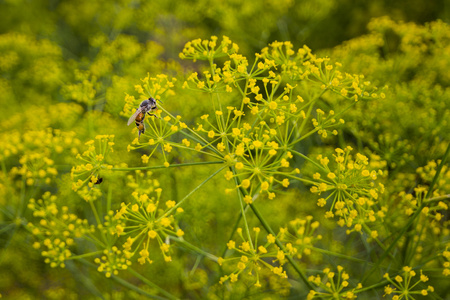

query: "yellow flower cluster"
xmin=113 ymin=188 xmax=184 ymax=265
xmin=179 ymin=36 xmax=239 ymax=61
xmin=124 ymin=37 xmax=382 ymax=210
xmin=219 ymin=227 xmax=287 ymax=288
xmin=278 ymin=216 xmax=322 ymax=260
xmin=1 ymin=129 xmax=80 ymax=188
xmin=443 ymin=245 xmax=450 ymax=276
xmin=61 ymin=70 xmax=98 ymax=105
xmin=307 ymin=265 xmax=362 ymax=300
xmin=27 ymin=192 xmax=91 ymax=268
xmin=260 ymin=41 xmax=379 ymax=102
xmin=416 ymin=160 xmax=450 ymax=197
xmin=383 ymin=267 xmax=434 ymax=299
xmin=308 ymin=147 xmax=385 ymax=233
xmin=94 ymin=246 xmax=132 ymax=278
xmin=71 ymin=135 xmax=114 ymax=201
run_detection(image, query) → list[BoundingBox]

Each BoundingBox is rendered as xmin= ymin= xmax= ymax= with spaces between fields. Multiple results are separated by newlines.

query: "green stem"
xmin=230 ymin=167 xmax=254 ymax=249
xmin=311 ymin=247 xmax=370 ymax=264
xmin=296 ymin=94 xmax=321 ymax=136
xmin=127 ymin=268 xmax=179 ymax=300
xmin=67 ymin=251 xmax=104 ymax=260
xmin=424 ymin=194 xmax=450 ymax=204
xmin=169 ymin=236 xmax=219 ymax=261
xmin=159 ymin=165 xmax=226 ymax=220
xmin=355 ymin=279 xmax=388 ymax=294
xmin=88 ymin=200 xmax=108 ymax=244
xmin=78 ymin=258 xmax=176 ymax=300
xmin=289 ymin=128 xmax=319 ymax=146
xmin=290 ymin=149 xmax=327 ymax=172
xmin=108 ymin=161 xmax=224 ymax=171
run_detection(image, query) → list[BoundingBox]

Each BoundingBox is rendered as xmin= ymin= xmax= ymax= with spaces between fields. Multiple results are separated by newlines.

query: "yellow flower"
xmin=141 ymin=155 xmax=150 ymax=163
xmin=217 ymin=142 xmax=225 ymax=151
xmin=235 ymin=145 xmax=245 ymax=156
xmin=166 ymin=200 xmax=176 ymax=208
xmin=148 ymin=230 xmax=157 ymax=239
xmin=182 ymin=139 xmax=190 ymax=147
xmin=227 ymin=240 xmax=235 ymax=249
xmin=269 ymin=101 xmax=277 ymax=110
xmin=224 ymin=171 xmax=233 ymax=180
xmin=241 ymin=179 xmax=251 ymax=189
xmin=160 ymin=217 xmax=171 ymax=227
xmin=232 ymin=128 xmax=241 ymax=137
xmin=252 ymin=140 xmax=263 ymax=148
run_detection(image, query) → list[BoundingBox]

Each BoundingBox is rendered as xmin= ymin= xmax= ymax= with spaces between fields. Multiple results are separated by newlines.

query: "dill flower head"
xmin=219 ymin=227 xmax=287 ymax=288
xmin=278 ymin=216 xmax=322 ymax=260
xmin=27 ymin=192 xmax=91 ymax=268
xmin=307 ymin=265 xmax=362 ymax=299
xmin=113 ymin=188 xmax=184 ymax=265
xmin=307 ymin=147 xmax=385 ymax=230
xmin=95 ymin=246 xmax=132 ymax=278
xmin=383 ymin=267 xmax=434 ymax=299
xmin=71 ymin=135 xmax=115 ymax=201
xmin=179 ymin=36 xmax=238 ymax=61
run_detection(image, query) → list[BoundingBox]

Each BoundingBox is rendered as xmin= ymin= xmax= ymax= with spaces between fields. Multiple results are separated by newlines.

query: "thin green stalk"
xmin=169 ymin=236 xmax=219 ymax=262
xmin=290 ymin=149 xmax=323 ymax=170
xmin=289 ymin=128 xmax=320 ymax=145
xmin=220 ymin=200 xmax=251 ymax=258
xmin=295 ymin=88 xmax=326 ymax=137
xmin=355 ymin=279 xmax=389 ymax=294
xmin=88 ymin=200 xmax=108 ymax=244
xmin=78 ymin=258 xmax=176 ymax=300
xmin=231 ymin=167 xmax=254 ymax=249
xmin=127 ymin=268 xmax=179 ymax=300
xmin=159 ymin=165 xmax=226 ymax=219
xmin=108 ymin=161 xmax=224 ymax=171
xmin=424 ymin=194 xmax=450 ymax=204
xmin=311 ymin=247 xmax=370 ymax=264
xmin=67 ymin=251 xmax=104 ymax=260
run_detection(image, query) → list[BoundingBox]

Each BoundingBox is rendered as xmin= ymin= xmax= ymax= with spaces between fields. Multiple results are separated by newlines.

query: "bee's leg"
xmin=147 ymin=113 xmax=161 ymax=119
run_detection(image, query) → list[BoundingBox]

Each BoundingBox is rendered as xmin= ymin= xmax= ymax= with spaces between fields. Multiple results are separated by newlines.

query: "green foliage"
xmin=0 ymin=1 xmax=449 ymax=299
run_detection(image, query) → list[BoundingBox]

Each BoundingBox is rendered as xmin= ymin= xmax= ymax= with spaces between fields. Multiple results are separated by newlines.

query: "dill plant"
xmin=0 ymin=18 xmax=448 ymax=298
xmin=17 ymin=33 xmax=448 ymax=299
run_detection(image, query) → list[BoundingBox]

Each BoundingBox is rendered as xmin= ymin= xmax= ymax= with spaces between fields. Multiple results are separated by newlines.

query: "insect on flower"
xmin=127 ymin=98 xmax=158 ymax=139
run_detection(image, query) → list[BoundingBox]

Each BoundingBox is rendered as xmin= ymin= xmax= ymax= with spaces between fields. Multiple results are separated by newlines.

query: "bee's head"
xmin=140 ymin=97 xmax=158 ymax=109
xmin=148 ymin=97 xmax=157 ymax=109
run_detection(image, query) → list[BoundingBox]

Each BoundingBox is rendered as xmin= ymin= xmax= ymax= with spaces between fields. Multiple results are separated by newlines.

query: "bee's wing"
xmin=127 ymin=107 xmax=143 ymax=126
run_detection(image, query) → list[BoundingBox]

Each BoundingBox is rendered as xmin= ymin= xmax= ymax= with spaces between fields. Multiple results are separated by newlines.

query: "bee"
xmin=94 ymin=177 xmax=103 ymax=184
xmin=127 ymin=97 xmax=158 ymax=139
